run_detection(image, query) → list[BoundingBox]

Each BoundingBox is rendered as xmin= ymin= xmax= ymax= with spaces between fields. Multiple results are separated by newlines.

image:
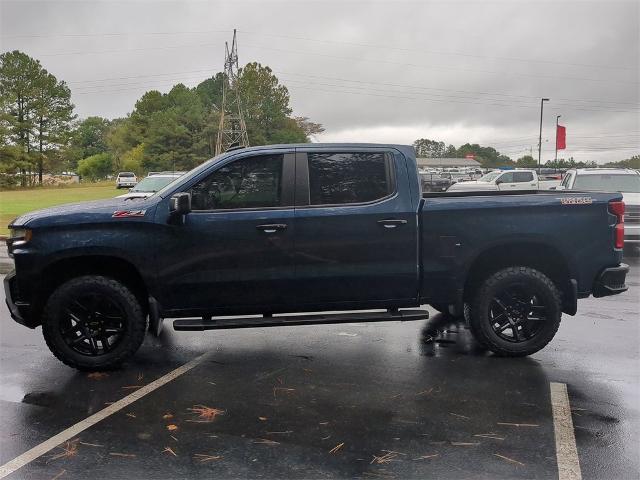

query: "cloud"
xmin=1 ymin=0 xmax=638 ymax=163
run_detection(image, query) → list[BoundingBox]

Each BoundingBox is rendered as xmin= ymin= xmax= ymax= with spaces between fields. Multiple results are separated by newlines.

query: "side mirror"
xmin=170 ymin=192 xmax=191 ymax=215
xmin=495 ymin=178 xmax=503 ymax=184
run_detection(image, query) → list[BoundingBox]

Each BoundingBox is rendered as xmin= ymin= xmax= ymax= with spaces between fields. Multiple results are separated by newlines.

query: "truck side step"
xmin=172 ymin=309 xmax=429 ymax=331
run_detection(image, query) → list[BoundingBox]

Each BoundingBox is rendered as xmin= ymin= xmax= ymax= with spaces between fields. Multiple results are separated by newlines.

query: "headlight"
xmin=6 ymin=227 xmax=32 ymax=253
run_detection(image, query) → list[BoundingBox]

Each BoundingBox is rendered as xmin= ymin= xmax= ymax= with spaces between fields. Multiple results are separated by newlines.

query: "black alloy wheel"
xmin=469 ymin=266 xmax=562 ymax=356
xmin=488 ymin=283 xmax=548 ymax=343
xmin=60 ymin=294 xmax=128 ymax=356
xmin=42 ymin=275 xmax=147 ymax=370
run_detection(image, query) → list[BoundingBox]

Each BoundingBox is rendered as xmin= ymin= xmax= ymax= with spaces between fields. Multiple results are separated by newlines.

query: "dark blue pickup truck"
xmin=5 ymin=144 xmax=629 ymax=370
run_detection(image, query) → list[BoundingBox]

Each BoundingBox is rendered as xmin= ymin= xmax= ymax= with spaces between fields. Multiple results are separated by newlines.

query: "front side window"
xmin=190 ymin=154 xmax=283 ymax=210
xmin=307 ymin=152 xmax=392 ymax=205
xmin=499 ymin=172 xmax=514 ymax=183
xmin=514 ymin=171 xmax=534 ymax=182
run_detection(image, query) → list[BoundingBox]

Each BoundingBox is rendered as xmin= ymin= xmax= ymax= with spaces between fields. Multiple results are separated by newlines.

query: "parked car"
xmin=5 ymin=144 xmax=628 ymax=370
xmin=117 ymin=172 xmax=185 ymax=200
xmin=555 ymin=168 xmax=640 ymax=244
xmin=420 ymin=172 xmax=453 ymax=192
xmin=115 ymin=172 xmax=137 ymax=189
xmin=447 ymin=169 xmax=538 ymax=191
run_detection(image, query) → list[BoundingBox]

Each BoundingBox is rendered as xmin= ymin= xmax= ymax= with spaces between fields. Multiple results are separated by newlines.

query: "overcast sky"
xmin=1 ymin=0 xmax=638 ymax=163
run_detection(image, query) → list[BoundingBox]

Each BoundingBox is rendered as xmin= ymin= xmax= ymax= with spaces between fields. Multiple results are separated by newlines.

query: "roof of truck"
xmin=571 ymin=168 xmax=638 ymax=175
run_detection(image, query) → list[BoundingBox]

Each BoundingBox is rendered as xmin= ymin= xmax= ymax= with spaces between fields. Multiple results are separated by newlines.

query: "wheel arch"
xmin=37 ymin=254 xmax=150 ymax=321
xmin=462 ymin=241 xmax=576 ymax=314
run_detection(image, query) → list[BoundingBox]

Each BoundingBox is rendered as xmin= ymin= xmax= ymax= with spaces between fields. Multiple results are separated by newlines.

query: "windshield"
xmin=478 ymin=171 xmax=502 ymax=182
xmin=572 ymin=174 xmax=640 ymax=193
xmin=118 ymin=172 xmax=135 ymax=177
xmin=130 ymin=176 xmax=180 ymax=193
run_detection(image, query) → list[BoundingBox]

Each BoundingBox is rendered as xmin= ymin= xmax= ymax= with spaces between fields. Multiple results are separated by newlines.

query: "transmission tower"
xmin=215 ymin=29 xmax=249 ymax=155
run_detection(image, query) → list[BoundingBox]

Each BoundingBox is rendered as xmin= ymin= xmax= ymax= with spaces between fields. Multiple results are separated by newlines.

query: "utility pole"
xmin=215 ymin=29 xmax=249 ymax=155
xmin=538 ymin=98 xmax=549 ymax=171
xmin=554 ymin=115 xmax=561 ymax=163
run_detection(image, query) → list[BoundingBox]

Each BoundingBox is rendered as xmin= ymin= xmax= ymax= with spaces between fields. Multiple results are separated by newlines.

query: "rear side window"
xmin=190 ymin=154 xmax=283 ymax=210
xmin=514 ymin=171 xmax=534 ymax=182
xmin=307 ymin=152 xmax=393 ymax=205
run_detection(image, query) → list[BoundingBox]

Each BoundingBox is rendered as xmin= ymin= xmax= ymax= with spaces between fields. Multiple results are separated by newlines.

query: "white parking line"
xmin=550 ymin=382 xmax=582 ymax=480
xmin=0 ymin=353 xmax=209 ymax=479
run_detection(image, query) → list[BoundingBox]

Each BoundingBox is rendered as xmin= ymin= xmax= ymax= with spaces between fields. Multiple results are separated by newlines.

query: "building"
xmin=416 ymin=157 xmax=481 ymax=168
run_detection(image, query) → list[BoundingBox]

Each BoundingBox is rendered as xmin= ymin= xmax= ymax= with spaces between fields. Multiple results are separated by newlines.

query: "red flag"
xmin=556 ymin=125 xmax=566 ymax=150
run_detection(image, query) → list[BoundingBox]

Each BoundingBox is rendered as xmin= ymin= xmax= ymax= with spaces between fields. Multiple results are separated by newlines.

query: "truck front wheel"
xmin=469 ymin=266 xmax=562 ymax=356
xmin=42 ymin=275 xmax=147 ymax=370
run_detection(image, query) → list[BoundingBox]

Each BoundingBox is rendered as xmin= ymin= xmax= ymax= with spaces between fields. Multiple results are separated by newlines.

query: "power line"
xmin=241 ymin=43 xmax=638 ymax=86
xmin=3 ymin=28 xmax=633 ymax=71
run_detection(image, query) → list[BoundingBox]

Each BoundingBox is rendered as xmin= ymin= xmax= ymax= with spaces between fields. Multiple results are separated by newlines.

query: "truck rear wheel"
xmin=42 ymin=275 xmax=147 ymax=370
xmin=469 ymin=266 xmax=562 ymax=356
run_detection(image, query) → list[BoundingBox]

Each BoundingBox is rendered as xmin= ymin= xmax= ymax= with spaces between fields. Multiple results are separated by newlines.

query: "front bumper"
xmin=592 ymin=263 xmax=629 ymax=298
xmin=4 ymin=269 xmax=35 ymax=328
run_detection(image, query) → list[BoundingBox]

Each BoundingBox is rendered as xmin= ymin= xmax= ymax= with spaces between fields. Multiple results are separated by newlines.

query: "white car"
xmin=115 ymin=172 xmax=137 ymax=189
xmin=555 ymin=168 xmax=640 ymax=244
xmin=117 ymin=172 xmax=184 ymax=199
xmin=447 ymin=169 xmax=538 ymax=192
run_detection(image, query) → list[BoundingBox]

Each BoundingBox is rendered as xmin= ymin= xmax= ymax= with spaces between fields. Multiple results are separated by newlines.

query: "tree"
xmin=604 ymin=155 xmax=640 ymax=169
xmin=77 ymin=152 xmax=113 ymax=180
xmin=413 ymin=138 xmax=452 ymax=158
xmin=238 ymin=62 xmax=305 ymax=145
xmin=67 ymin=116 xmax=111 ymax=169
xmin=515 ymin=155 xmax=537 ymax=168
xmin=32 ymin=71 xmax=75 ymax=182
xmin=294 ymin=116 xmax=325 ymax=140
xmin=0 ymin=50 xmax=75 ymax=184
xmin=121 ymin=143 xmax=145 ymax=175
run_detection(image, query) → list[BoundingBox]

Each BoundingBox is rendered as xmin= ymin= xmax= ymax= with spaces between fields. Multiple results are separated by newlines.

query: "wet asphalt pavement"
xmin=0 ymin=255 xmax=638 ymax=480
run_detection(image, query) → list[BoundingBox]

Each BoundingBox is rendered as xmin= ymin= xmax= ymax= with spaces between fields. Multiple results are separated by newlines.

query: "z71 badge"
xmin=112 ymin=209 xmax=146 ymax=218
xmin=560 ymin=196 xmax=593 ymax=205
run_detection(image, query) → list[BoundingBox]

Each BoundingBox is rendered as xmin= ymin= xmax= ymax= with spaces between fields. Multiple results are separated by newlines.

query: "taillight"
xmin=609 ymin=200 xmax=625 ymax=249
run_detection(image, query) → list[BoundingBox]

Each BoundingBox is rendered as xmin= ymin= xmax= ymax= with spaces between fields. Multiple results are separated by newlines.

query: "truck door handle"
xmin=377 ymin=219 xmax=408 ymax=229
xmin=256 ymin=223 xmax=288 ymax=233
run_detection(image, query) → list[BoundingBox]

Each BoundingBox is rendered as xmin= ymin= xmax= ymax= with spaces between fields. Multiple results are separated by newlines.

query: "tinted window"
xmin=499 ymin=172 xmax=514 ymax=183
xmin=308 ymin=152 xmax=392 ymax=205
xmin=514 ymin=171 xmax=534 ymax=182
xmin=190 ymin=154 xmax=283 ymax=210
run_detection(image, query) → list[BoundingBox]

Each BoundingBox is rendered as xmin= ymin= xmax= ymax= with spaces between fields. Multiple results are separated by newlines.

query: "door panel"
xmin=157 ymin=152 xmax=296 ymax=313
xmin=292 ymin=149 xmax=418 ymax=306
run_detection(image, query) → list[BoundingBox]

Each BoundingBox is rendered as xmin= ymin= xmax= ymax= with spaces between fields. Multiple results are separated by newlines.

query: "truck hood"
xmin=9 ymin=197 xmax=158 ymax=229
xmin=447 ymin=181 xmax=498 ymax=191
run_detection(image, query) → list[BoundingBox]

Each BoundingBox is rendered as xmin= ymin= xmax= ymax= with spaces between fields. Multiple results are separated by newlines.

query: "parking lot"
xmin=0 ymin=254 xmax=638 ymax=480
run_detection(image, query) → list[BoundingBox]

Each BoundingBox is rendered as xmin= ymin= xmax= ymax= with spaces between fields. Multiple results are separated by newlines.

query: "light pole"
xmin=554 ymin=115 xmax=561 ymax=163
xmin=538 ymin=98 xmax=549 ymax=171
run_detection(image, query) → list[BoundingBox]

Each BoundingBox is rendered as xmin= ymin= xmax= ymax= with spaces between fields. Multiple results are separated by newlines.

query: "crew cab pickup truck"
xmin=5 ymin=144 xmax=629 ymax=370
xmin=448 ymin=169 xmax=539 ymax=192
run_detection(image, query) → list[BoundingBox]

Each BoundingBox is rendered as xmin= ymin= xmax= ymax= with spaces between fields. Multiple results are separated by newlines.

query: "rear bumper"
xmin=3 ymin=269 xmax=35 ymax=328
xmin=592 ymin=263 xmax=629 ymax=298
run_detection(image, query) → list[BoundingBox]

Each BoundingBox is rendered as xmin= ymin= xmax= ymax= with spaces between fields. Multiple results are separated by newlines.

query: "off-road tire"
xmin=469 ymin=266 xmax=562 ymax=357
xmin=42 ymin=275 xmax=147 ymax=370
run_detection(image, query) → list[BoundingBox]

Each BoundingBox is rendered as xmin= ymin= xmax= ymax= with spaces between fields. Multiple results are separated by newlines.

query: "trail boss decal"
xmin=112 ymin=209 xmax=146 ymax=218
xmin=560 ymin=196 xmax=593 ymax=205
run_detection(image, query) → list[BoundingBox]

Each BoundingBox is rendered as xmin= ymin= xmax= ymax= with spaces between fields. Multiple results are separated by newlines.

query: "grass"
xmin=0 ymin=181 xmax=120 ymax=236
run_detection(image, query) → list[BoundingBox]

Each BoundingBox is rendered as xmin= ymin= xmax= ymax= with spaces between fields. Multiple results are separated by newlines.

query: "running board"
xmin=172 ymin=309 xmax=429 ymax=331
